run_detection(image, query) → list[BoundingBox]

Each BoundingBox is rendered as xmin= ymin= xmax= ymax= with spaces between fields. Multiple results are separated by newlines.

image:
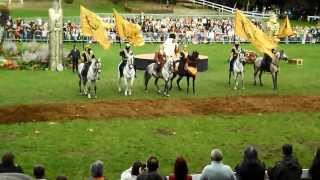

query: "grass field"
xmin=0 ymin=43 xmax=319 ymax=106
xmin=0 ymin=112 xmax=319 ymax=179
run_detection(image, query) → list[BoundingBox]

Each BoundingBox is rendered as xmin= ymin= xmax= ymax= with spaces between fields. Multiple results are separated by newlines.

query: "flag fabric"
xmin=113 ymin=9 xmax=145 ymax=46
xmin=234 ymin=10 xmax=277 ymax=58
xmin=277 ymin=15 xmax=296 ymax=38
xmin=80 ymin=5 xmax=111 ymax=49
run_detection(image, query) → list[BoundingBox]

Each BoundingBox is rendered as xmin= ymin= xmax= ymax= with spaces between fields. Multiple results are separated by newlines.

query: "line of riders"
xmin=77 ymin=34 xmax=285 ymax=98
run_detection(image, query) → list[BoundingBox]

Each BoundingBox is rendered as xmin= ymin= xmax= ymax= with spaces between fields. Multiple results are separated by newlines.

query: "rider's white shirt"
xmin=163 ymin=38 xmax=177 ymax=57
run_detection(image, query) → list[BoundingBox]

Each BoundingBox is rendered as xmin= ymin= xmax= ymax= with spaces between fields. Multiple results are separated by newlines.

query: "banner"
xmin=80 ymin=5 xmax=111 ymax=49
xmin=278 ymin=15 xmax=296 ymax=38
xmin=113 ymin=9 xmax=145 ymax=46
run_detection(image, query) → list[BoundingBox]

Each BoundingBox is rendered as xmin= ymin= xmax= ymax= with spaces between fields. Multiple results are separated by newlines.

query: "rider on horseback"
xmin=154 ymin=45 xmax=166 ymax=73
xmin=261 ymin=49 xmax=276 ymax=72
xmin=81 ymin=45 xmax=94 ymax=77
xmin=119 ymin=43 xmax=134 ymax=78
xmin=229 ymin=41 xmax=242 ymax=72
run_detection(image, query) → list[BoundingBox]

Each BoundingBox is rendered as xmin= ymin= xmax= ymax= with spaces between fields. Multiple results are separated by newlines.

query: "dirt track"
xmin=1 ymin=96 xmax=320 ymax=124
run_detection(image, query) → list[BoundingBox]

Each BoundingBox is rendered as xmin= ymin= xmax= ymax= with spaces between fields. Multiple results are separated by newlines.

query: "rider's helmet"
xmin=125 ymin=43 xmax=131 ymax=49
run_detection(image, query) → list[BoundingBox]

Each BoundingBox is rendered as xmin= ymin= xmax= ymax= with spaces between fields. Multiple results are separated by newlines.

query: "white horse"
xmin=233 ymin=51 xmax=246 ymax=90
xmin=78 ymin=58 xmax=102 ymax=99
xmin=118 ymin=55 xmax=135 ymax=96
xmin=144 ymin=56 xmax=174 ymax=96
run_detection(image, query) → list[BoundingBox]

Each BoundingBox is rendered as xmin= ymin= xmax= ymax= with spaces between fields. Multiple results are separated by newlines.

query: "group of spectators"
xmin=1 ymin=144 xmax=320 ymax=180
xmin=3 ymin=14 xmax=320 ymax=44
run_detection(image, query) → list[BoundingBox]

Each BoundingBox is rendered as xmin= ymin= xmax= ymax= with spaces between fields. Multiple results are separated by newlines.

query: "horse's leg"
xmin=118 ymin=76 xmax=122 ymax=92
xmin=84 ymin=80 xmax=88 ymax=95
xmin=155 ymin=78 xmax=160 ymax=93
xmin=228 ymin=71 xmax=232 ymax=85
xmin=87 ymin=81 xmax=91 ymax=99
xmin=241 ymin=72 xmax=245 ymax=89
xmin=253 ymin=66 xmax=258 ymax=86
xmin=144 ymin=71 xmax=151 ymax=91
xmin=275 ymin=71 xmax=278 ymax=90
xmin=233 ymin=72 xmax=238 ymax=90
xmin=169 ymin=73 xmax=176 ymax=90
xmin=186 ymin=76 xmax=190 ymax=95
xmin=124 ymin=78 xmax=128 ymax=96
xmin=163 ymin=80 xmax=169 ymax=96
xmin=94 ymin=80 xmax=97 ymax=98
xmin=192 ymin=76 xmax=196 ymax=95
xmin=79 ymin=79 xmax=82 ymax=94
xmin=129 ymin=78 xmax=134 ymax=96
xmin=177 ymin=76 xmax=183 ymax=90
xmin=259 ymin=70 xmax=263 ymax=86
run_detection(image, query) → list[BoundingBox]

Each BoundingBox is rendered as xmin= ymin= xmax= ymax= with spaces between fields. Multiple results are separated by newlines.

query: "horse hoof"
xmin=118 ymin=88 xmax=122 ymax=93
xmin=94 ymin=96 xmax=97 ymax=99
xmin=242 ymin=87 xmax=245 ymax=90
xmin=87 ymin=94 xmax=91 ymax=99
xmin=157 ymin=90 xmax=161 ymax=94
xmin=233 ymin=87 xmax=237 ymax=90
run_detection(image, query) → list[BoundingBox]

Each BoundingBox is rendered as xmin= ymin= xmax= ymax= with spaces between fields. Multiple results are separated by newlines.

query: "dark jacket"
xmin=235 ymin=160 xmax=266 ymax=180
xmin=68 ymin=49 xmax=80 ymax=61
xmin=137 ymin=171 xmax=166 ymax=180
xmin=0 ymin=163 xmax=24 ymax=173
xmin=309 ymin=160 xmax=320 ymax=180
xmin=268 ymin=156 xmax=302 ymax=180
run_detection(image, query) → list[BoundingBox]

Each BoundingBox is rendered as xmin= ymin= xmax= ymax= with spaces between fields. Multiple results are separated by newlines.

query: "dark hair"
xmin=309 ymin=148 xmax=320 ymax=179
xmin=282 ymin=144 xmax=293 ymax=156
xmin=56 ymin=176 xmax=68 ymax=180
xmin=33 ymin=165 xmax=45 ymax=179
xmin=243 ymin=146 xmax=259 ymax=165
xmin=174 ymin=156 xmax=189 ymax=180
xmin=1 ymin=152 xmax=14 ymax=166
xmin=147 ymin=156 xmax=159 ymax=172
xmin=131 ymin=161 xmax=142 ymax=176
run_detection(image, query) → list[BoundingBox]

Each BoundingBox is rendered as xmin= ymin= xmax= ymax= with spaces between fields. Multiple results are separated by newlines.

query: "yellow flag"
xmin=80 ymin=5 xmax=111 ymax=49
xmin=113 ymin=9 xmax=145 ymax=46
xmin=235 ymin=10 xmax=277 ymax=58
xmin=277 ymin=16 xmax=296 ymax=38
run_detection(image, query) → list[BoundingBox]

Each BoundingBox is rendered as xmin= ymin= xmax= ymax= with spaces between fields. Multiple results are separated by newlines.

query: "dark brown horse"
xmin=170 ymin=51 xmax=199 ymax=94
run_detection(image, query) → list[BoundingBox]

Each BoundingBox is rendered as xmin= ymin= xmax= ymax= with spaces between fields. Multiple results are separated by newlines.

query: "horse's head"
xmin=127 ymin=55 xmax=135 ymax=69
xmin=165 ymin=55 xmax=175 ymax=72
xmin=238 ymin=51 xmax=246 ymax=63
xmin=93 ymin=58 xmax=102 ymax=80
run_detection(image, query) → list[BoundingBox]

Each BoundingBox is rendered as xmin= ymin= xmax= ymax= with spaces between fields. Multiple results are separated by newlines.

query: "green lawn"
xmin=9 ymin=0 xmax=126 ymax=18
xmin=0 ymin=43 xmax=319 ymax=106
xmin=0 ymin=112 xmax=319 ymax=179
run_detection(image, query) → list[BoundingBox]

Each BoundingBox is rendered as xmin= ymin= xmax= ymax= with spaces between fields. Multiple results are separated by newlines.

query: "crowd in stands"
xmin=4 ymin=15 xmax=320 ymax=44
xmin=0 ymin=144 xmax=320 ymax=180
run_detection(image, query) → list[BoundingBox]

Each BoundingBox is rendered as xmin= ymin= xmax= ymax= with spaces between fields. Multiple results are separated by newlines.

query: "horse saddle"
xmin=81 ymin=62 xmax=91 ymax=77
xmin=261 ymin=60 xmax=271 ymax=72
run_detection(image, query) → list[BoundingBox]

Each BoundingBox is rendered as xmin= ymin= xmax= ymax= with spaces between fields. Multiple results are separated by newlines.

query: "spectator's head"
xmin=131 ymin=161 xmax=142 ymax=176
xmin=33 ymin=165 xmax=45 ymax=179
xmin=211 ymin=149 xmax=223 ymax=162
xmin=244 ymin=146 xmax=258 ymax=162
xmin=174 ymin=156 xmax=189 ymax=180
xmin=56 ymin=176 xmax=68 ymax=180
xmin=1 ymin=152 xmax=14 ymax=166
xmin=90 ymin=160 xmax=104 ymax=178
xmin=282 ymin=144 xmax=293 ymax=156
xmin=147 ymin=156 xmax=159 ymax=172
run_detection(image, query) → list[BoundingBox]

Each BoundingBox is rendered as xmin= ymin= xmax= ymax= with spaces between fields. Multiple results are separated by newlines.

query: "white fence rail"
xmin=193 ymin=0 xmax=271 ymax=19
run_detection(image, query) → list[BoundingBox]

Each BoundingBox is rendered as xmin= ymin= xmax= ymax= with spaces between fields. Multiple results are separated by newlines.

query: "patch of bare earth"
xmin=1 ymin=96 xmax=320 ymax=124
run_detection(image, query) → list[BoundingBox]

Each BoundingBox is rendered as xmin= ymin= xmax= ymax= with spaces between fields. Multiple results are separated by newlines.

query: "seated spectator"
xmin=90 ymin=160 xmax=105 ymax=180
xmin=56 ymin=175 xmax=68 ymax=180
xmin=200 ymin=149 xmax=235 ymax=180
xmin=137 ymin=156 xmax=166 ymax=180
xmin=268 ymin=144 xmax=302 ymax=180
xmin=0 ymin=173 xmax=32 ymax=180
xmin=33 ymin=165 xmax=46 ymax=180
xmin=0 ymin=152 xmax=23 ymax=173
xmin=309 ymin=148 xmax=320 ymax=180
xmin=169 ymin=156 xmax=192 ymax=180
xmin=234 ymin=146 xmax=266 ymax=180
xmin=121 ymin=160 xmax=144 ymax=180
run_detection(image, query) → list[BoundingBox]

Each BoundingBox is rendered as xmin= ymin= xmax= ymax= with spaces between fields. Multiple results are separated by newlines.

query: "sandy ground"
xmin=1 ymin=96 xmax=320 ymax=124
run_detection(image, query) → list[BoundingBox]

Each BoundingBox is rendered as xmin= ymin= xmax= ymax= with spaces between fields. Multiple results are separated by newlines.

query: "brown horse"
xmin=170 ymin=51 xmax=199 ymax=95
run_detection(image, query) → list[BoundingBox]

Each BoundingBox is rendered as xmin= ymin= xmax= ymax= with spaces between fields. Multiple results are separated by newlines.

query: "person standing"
xmin=68 ymin=44 xmax=80 ymax=73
